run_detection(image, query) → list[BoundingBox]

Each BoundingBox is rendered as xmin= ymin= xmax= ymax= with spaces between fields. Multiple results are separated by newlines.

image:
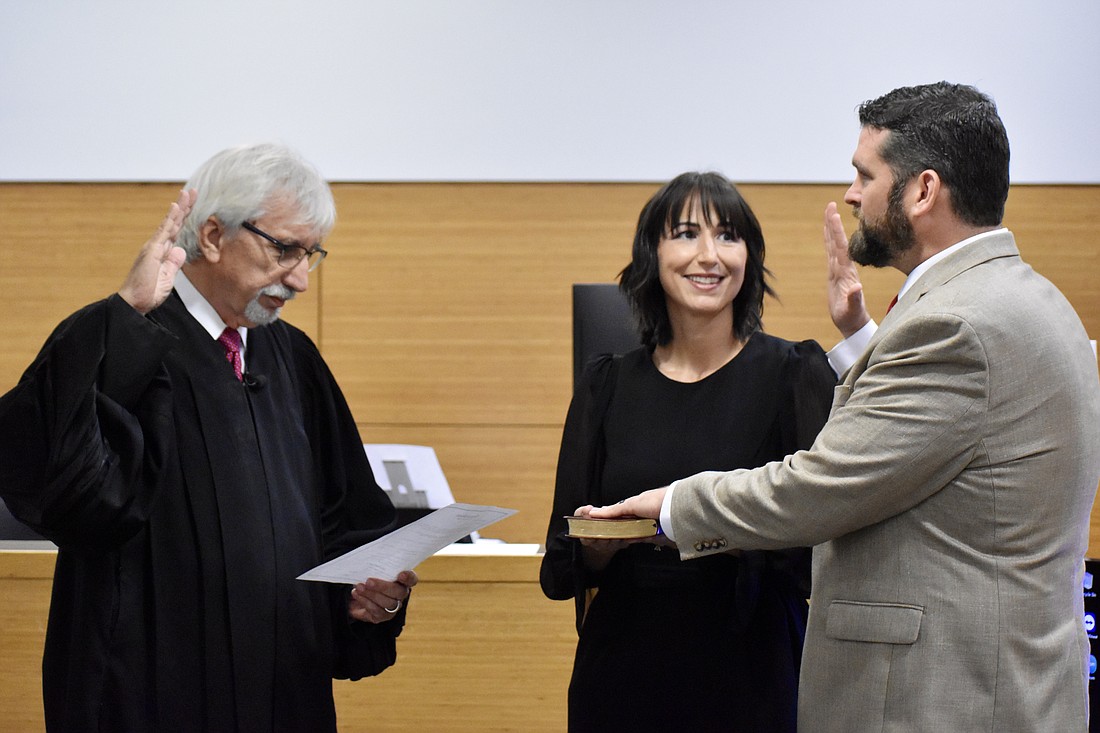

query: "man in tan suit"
xmin=588 ymin=82 xmax=1100 ymax=731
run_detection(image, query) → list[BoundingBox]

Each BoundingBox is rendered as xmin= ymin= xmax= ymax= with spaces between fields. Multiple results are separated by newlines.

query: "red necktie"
xmin=887 ymin=294 xmax=899 ymax=314
xmin=218 ymin=327 xmax=243 ymax=381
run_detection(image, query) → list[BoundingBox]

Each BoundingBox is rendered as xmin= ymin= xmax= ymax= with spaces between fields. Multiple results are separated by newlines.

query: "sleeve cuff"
xmin=660 ymin=482 xmax=677 ymax=543
xmin=827 ymin=319 xmax=877 ymax=376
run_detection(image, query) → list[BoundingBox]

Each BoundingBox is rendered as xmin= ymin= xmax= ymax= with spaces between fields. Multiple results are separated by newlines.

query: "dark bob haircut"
xmin=619 ymin=171 xmax=774 ymax=349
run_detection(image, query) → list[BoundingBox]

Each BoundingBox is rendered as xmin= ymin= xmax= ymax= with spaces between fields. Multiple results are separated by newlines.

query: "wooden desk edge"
xmin=0 ymin=546 xmax=545 ymax=583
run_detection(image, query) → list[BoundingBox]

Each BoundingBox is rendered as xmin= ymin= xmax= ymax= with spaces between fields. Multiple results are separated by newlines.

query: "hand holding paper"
xmin=298 ymin=503 xmax=516 ymax=585
xmin=348 ymin=570 xmax=418 ymax=624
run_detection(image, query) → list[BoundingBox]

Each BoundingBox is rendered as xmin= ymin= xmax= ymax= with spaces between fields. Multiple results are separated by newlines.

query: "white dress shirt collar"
xmin=896 ymin=227 xmax=1008 ymax=301
xmin=174 ymin=270 xmax=249 ymax=363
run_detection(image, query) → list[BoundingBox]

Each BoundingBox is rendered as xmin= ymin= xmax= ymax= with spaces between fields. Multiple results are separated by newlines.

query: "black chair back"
xmin=572 ymin=283 xmax=640 ymax=386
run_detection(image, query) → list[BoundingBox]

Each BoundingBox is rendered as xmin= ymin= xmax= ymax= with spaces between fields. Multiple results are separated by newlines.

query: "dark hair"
xmin=858 ymin=81 xmax=1010 ymax=226
xmin=619 ymin=171 xmax=774 ymax=349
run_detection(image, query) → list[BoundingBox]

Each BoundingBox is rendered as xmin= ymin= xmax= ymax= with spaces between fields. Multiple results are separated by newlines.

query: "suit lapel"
xmin=843 ymin=230 xmax=1021 ymax=387
xmin=909 ymin=231 xmax=1020 ymax=305
xmin=873 ymin=231 xmax=1018 ymax=336
xmin=891 ymin=231 xmax=1020 ymax=318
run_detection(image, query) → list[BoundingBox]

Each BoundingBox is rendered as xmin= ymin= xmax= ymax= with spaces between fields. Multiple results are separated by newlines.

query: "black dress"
xmin=540 ymin=333 xmax=835 ymax=733
xmin=0 ymin=293 xmax=403 ymax=732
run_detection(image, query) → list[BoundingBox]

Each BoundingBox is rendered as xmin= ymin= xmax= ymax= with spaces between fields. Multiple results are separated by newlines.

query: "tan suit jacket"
xmin=671 ymin=231 xmax=1100 ymax=732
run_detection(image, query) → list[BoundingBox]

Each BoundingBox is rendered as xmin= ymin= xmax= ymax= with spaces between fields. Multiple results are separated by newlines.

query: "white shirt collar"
xmin=174 ymin=270 xmax=249 ymax=357
xmin=896 ymin=228 xmax=1007 ymax=301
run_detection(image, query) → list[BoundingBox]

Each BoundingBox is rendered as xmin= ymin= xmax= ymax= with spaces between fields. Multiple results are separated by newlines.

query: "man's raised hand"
xmin=824 ymin=202 xmax=870 ymax=337
xmin=119 ymin=189 xmax=196 ymax=315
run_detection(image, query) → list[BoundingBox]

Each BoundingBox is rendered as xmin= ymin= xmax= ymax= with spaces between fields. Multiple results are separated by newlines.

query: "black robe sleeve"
xmin=0 ymin=294 xmax=177 ymax=547
xmin=287 ymin=326 xmax=407 ymax=680
xmin=781 ymin=339 xmax=838 ymax=454
xmin=738 ymin=338 xmax=836 ymax=600
xmin=539 ymin=353 xmax=618 ymax=630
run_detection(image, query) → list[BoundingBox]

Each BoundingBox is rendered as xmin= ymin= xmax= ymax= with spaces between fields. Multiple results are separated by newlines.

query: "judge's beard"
xmin=848 ymin=182 xmax=916 ymax=268
xmin=245 ymin=284 xmax=296 ymax=327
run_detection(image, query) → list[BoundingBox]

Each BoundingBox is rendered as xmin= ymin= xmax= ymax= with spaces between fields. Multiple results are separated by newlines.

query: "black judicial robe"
xmin=0 ymin=292 xmax=403 ymax=732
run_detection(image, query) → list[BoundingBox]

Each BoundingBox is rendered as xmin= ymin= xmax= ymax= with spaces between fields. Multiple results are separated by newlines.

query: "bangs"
xmin=659 ymin=174 xmax=754 ymax=240
xmin=623 ymin=169 xmax=770 ymax=348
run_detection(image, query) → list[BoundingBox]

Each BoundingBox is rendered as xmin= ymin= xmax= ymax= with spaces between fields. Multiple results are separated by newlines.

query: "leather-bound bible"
xmin=565 ymin=515 xmax=659 ymax=539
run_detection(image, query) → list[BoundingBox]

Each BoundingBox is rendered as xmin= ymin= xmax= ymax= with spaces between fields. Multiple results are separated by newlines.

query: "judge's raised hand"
xmin=824 ymin=202 xmax=870 ymax=338
xmin=119 ymin=189 xmax=196 ymax=315
xmin=348 ymin=570 xmax=418 ymax=624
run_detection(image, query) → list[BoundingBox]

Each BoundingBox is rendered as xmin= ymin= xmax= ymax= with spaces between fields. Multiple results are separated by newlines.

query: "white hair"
xmin=176 ymin=142 xmax=336 ymax=261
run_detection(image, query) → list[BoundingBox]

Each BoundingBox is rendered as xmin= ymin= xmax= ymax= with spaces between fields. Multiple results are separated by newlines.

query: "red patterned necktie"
xmin=218 ymin=327 xmax=243 ymax=381
xmin=886 ymin=293 xmax=899 ymax=314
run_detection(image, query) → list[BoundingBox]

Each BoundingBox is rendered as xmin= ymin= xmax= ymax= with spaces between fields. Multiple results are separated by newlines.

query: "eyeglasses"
xmin=241 ymin=221 xmax=327 ymax=272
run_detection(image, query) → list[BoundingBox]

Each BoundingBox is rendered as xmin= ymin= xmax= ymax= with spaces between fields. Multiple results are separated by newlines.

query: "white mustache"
xmin=260 ymin=285 xmax=296 ymax=302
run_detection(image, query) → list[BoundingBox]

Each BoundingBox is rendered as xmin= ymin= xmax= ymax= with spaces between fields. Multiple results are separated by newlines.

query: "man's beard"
xmin=848 ymin=182 xmax=916 ymax=268
xmin=244 ymin=284 xmax=296 ymax=326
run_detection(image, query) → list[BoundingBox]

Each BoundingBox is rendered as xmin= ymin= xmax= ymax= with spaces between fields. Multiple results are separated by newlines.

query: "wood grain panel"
xmin=322 ymin=182 xmax=912 ymax=427
xmin=0 ymin=182 xmax=321 ymax=393
xmin=1002 ymin=185 xmax=1100 ymax=336
xmin=0 ymin=549 xmax=52 ymax=733
xmin=1 ymin=181 xmax=1097 ymax=550
xmin=333 ymin=556 xmax=576 ymax=733
xmin=0 ymin=182 xmax=1097 ymax=731
xmin=0 ymin=550 xmax=576 ymax=733
xmin=323 ymin=183 xmax=655 ymax=426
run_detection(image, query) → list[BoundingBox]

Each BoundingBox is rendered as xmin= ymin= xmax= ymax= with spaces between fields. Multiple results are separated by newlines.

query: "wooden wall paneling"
xmin=0 ymin=579 xmax=49 ymax=733
xmin=1 ymin=181 xmax=1097 ymax=551
xmin=0 ymin=551 xmax=578 ymax=733
xmin=0 ymin=182 xmax=1098 ymax=730
xmin=0 ymin=183 xmax=170 ymax=389
xmin=323 ymin=182 xmax=902 ymax=428
xmin=0 ymin=183 xmax=322 ymax=393
xmin=327 ymin=182 xmax=907 ymax=546
xmin=324 ymin=183 xmax=657 ymax=427
xmin=332 ymin=555 xmax=576 ymax=733
xmin=331 ymin=183 xmax=1100 ymax=549
xmin=0 ymin=550 xmax=53 ymax=733
xmin=1003 ymin=185 xmax=1100 ymax=339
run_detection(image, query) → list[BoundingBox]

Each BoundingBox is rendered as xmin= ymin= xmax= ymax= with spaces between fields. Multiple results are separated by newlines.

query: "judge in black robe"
xmin=0 ymin=158 xmax=413 ymax=732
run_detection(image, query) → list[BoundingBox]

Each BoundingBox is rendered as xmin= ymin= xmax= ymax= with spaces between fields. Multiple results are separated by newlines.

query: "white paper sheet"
xmin=297 ymin=503 xmax=517 ymax=584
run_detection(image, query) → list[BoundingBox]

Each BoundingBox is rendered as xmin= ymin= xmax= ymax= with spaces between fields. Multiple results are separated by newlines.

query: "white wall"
xmin=1 ymin=0 xmax=1097 ymax=183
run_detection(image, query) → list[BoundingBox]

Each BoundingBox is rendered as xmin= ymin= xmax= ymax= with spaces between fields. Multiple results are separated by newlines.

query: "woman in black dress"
xmin=540 ymin=172 xmax=836 ymax=732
